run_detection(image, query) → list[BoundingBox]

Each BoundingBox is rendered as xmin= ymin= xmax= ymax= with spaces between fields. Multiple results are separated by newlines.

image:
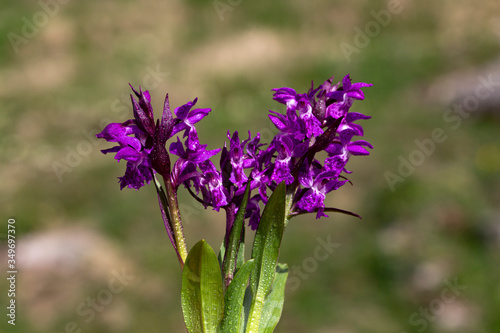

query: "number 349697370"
xmin=7 ymin=220 xmax=16 ymax=263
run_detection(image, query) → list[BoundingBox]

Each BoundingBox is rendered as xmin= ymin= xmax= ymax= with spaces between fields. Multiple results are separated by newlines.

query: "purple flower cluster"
xmin=269 ymin=75 xmax=373 ymax=218
xmin=216 ymin=75 xmax=373 ymax=227
xmin=97 ymin=74 xmax=372 ymax=231
xmin=96 ymin=85 xmax=219 ymax=191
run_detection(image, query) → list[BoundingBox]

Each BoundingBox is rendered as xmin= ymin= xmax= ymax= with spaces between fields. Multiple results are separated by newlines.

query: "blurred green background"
xmin=1 ymin=0 xmax=499 ymax=332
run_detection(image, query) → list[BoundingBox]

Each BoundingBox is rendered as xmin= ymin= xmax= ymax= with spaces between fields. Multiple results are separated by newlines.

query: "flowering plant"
xmin=97 ymin=74 xmax=372 ymax=332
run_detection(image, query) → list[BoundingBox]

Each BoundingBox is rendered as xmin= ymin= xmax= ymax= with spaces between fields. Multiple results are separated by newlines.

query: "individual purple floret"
xmin=169 ymin=137 xmax=219 ymax=185
xmin=297 ymin=98 xmax=323 ymax=138
xmin=171 ymin=98 xmax=211 ymax=150
xmin=227 ymin=131 xmax=251 ymax=188
xmin=296 ymin=168 xmax=348 ymax=218
xmin=199 ymin=160 xmax=228 ymax=211
xmin=271 ymin=137 xmax=295 ymax=185
xmin=170 ymin=136 xmax=227 ymax=210
xmin=97 ymin=119 xmax=153 ymax=190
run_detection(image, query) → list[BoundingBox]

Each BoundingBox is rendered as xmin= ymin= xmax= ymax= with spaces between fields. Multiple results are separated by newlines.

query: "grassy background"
xmin=1 ymin=0 xmax=499 ymax=332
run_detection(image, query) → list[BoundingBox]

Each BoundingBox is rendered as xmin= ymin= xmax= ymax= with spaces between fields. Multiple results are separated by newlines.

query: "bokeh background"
xmin=1 ymin=0 xmax=500 ymax=332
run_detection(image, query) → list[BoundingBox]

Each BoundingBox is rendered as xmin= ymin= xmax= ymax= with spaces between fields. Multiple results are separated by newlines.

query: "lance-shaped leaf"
xmin=218 ymin=241 xmax=226 ymax=270
xmin=223 ymin=182 xmax=251 ymax=288
xmin=219 ymin=230 xmax=245 ymax=273
xmin=246 ymin=182 xmax=286 ymax=333
xmin=258 ymin=264 xmax=288 ymax=333
xmin=218 ymin=260 xmax=255 ymax=333
xmin=235 ymin=229 xmax=246 ymax=273
xmin=182 ymin=240 xmax=224 ymax=333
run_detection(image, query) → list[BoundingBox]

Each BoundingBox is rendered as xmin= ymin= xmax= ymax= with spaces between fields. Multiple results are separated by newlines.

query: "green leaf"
xmin=182 ymin=240 xmax=224 ymax=333
xmin=223 ymin=182 xmax=251 ymax=288
xmin=246 ymin=182 xmax=287 ymax=333
xmin=258 ymin=264 xmax=288 ymax=333
xmin=241 ymin=286 xmax=253 ymax=333
xmin=218 ymin=241 xmax=226 ymax=270
xmin=235 ymin=228 xmax=245 ymax=272
xmin=218 ymin=260 xmax=255 ymax=333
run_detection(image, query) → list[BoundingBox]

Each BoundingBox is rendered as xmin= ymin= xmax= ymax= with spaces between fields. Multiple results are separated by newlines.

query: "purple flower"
xmin=225 ymin=131 xmax=259 ymax=188
xmin=272 ymin=83 xmax=319 ymax=111
xmin=324 ymin=74 xmax=372 ymax=120
xmin=258 ymin=74 xmax=373 ymax=221
xmin=227 ymin=131 xmax=249 ymax=187
xmin=271 ymin=137 xmax=295 ymax=185
xmin=98 ymin=74 xmax=373 ymax=232
xmin=115 ymin=146 xmax=154 ymax=190
xmin=169 ymin=135 xmax=228 ymax=210
xmin=170 ymin=136 xmax=219 ymax=182
xmin=97 ymin=85 xmax=213 ymax=191
xmin=171 ymin=98 xmax=211 ymax=150
xmin=96 ymin=121 xmax=144 ymax=151
xmin=296 ymin=166 xmax=348 ymax=218
xmin=268 ymin=110 xmax=304 ymax=141
xmin=297 ymin=98 xmax=323 ymax=138
xmin=246 ymin=194 xmax=264 ymax=230
xmin=199 ymin=160 xmax=228 ymax=211
xmin=97 ymin=119 xmax=153 ymax=190
xmin=271 ymin=87 xmax=301 ymax=108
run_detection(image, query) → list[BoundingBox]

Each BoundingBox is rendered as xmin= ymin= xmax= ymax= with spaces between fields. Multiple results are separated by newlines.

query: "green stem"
xmin=163 ymin=177 xmax=188 ymax=263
